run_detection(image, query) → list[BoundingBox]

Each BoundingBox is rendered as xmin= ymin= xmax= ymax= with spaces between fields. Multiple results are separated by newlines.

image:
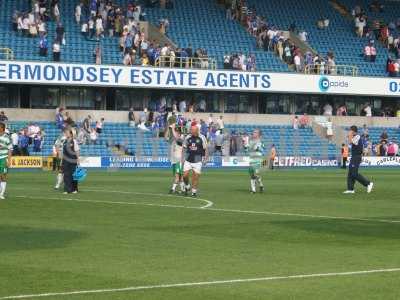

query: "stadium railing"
xmin=304 ymin=64 xmax=358 ymax=76
xmin=155 ymin=56 xmax=217 ymax=70
xmin=0 ymin=48 xmax=14 ymax=60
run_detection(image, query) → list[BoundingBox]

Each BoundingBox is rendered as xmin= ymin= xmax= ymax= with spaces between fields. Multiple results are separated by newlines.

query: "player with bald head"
xmin=182 ymin=125 xmax=208 ymax=197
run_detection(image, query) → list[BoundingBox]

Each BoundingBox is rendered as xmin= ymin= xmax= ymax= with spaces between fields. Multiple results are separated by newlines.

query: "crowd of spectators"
xmin=358 ymin=124 xmax=399 ymax=156
xmin=226 ymin=0 xmax=336 ymax=74
xmin=350 ymin=1 xmax=400 ymax=76
xmin=55 ymin=107 xmax=105 ymax=145
xmin=223 ymin=52 xmax=256 ymax=71
xmin=12 ymin=0 xmax=65 ymax=61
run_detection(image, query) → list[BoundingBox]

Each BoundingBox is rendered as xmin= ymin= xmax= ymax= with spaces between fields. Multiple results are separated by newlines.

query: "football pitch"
xmin=1 ymin=168 xmax=400 ymax=300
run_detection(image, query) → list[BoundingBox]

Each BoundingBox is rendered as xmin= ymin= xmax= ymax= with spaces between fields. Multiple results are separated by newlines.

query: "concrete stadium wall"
xmin=1 ymin=108 xmax=399 ymax=127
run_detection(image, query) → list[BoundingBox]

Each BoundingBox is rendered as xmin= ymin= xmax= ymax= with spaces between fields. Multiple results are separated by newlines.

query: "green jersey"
xmin=249 ymin=138 xmax=265 ymax=167
xmin=0 ymin=133 xmax=12 ymax=159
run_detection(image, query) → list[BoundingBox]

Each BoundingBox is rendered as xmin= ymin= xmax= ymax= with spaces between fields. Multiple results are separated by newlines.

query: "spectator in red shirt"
xmin=299 ymin=113 xmax=310 ymax=128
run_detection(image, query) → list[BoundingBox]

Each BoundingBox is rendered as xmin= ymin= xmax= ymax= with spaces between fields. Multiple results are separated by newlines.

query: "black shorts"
xmin=96 ymin=128 xmax=102 ymax=134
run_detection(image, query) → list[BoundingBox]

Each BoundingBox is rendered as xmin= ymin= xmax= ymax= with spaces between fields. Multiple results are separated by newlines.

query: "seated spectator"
xmin=364 ymin=43 xmax=372 ymax=61
xmin=379 ymin=140 xmax=388 ymax=156
xmin=380 ymin=129 xmax=388 ymax=142
xmin=96 ymin=118 xmax=104 ymax=134
xmin=89 ymin=128 xmax=98 ymax=144
xmin=0 ymin=111 xmax=8 ymax=122
xmin=299 ymin=113 xmax=310 ymax=128
xmin=293 ymin=115 xmax=299 ymax=130
xmin=387 ymin=141 xmax=398 ymax=156
xmin=138 ymin=121 xmax=150 ymax=131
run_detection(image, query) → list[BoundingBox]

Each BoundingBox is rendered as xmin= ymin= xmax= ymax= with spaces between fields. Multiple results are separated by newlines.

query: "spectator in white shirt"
xmin=53 ymin=41 xmax=61 ymax=61
xmin=323 ymin=103 xmax=333 ymax=116
xmin=299 ymin=30 xmax=308 ymax=42
xmin=179 ymin=100 xmax=186 ymax=113
xmin=75 ymin=3 xmax=82 ymax=24
xmin=294 ymin=54 xmax=302 ymax=72
xmin=363 ymin=104 xmax=372 ymax=117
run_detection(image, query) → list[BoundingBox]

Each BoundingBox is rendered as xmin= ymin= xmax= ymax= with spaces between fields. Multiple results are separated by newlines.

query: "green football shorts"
xmin=172 ymin=162 xmax=183 ymax=176
xmin=0 ymin=157 xmax=8 ymax=174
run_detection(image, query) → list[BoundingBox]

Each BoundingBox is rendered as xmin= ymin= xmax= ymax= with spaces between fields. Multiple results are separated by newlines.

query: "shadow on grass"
xmin=0 ymin=225 xmax=86 ymax=252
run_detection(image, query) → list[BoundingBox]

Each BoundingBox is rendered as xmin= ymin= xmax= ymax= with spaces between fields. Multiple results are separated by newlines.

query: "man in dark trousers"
xmin=62 ymin=127 xmax=80 ymax=194
xmin=343 ymin=125 xmax=374 ymax=194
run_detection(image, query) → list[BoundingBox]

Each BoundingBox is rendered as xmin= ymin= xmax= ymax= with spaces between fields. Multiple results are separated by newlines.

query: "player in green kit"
xmin=248 ymin=129 xmax=265 ymax=194
xmin=165 ymin=123 xmax=185 ymax=194
xmin=0 ymin=122 xmax=12 ymax=200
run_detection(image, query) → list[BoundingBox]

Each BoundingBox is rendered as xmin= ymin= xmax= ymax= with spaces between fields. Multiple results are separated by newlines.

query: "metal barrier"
xmin=0 ymin=48 xmax=14 ymax=60
xmin=304 ymin=64 xmax=358 ymax=76
xmin=155 ymin=56 xmax=217 ymax=70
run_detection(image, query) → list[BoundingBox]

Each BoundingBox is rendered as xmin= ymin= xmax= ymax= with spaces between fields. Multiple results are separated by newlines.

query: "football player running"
xmin=182 ymin=125 xmax=208 ymax=197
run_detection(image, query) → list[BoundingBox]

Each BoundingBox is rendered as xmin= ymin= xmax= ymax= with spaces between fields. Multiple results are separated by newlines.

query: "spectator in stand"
xmin=179 ymin=100 xmax=186 ymax=113
xmin=128 ymin=108 xmax=135 ymax=127
xmin=362 ymin=103 xmax=372 ymax=117
xmin=337 ymin=104 xmax=348 ymax=116
xmin=323 ymin=103 xmax=333 ymax=116
xmin=39 ymin=34 xmax=48 ymax=56
xmin=53 ymin=40 xmax=61 ymax=61
xmin=293 ymin=115 xmax=299 ymax=130
xmin=0 ymin=111 xmax=8 ymax=122
xmin=355 ymin=14 xmax=366 ymax=37
xmin=89 ymin=128 xmax=98 ymax=144
xmin=294 ymin=52 xmax=302 ymax=72
xmin=387 ymin=141 xmax=398 ymax=156
xmin=364 ymin=43 xmax=372 ymax=61
xmin=217 ymin=116 xmax=224 ymax=130
xmin=299 ymin=30 xmax=308 ymax=42
xmin=387 ymin=58 xmax=398 ymax=77
xmin=299 ymin=113 xmax=310 ymax=128
xmin=56 ymin=23 xmax=65 ymax=45
xmin=380 ymin=129 xmax=388 ymax=142
xmin=82 ymin=115 xmax=92 ymax=135
xmin=96 ymin=118 xmax=104 ymax=134
xmin=75 ymin=3 xmax=82 ymax=24
xmin=33 ymin=132 xmax=43 ymax=152
xmin=18 ymin=129 xmax=30 ymax=156
xmin=11 ymin=130 xmax=19 ymax=156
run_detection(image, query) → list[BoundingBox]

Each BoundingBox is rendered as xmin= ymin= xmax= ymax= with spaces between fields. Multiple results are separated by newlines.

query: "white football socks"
xmin=55 ymin=173 xmax=63 ymax=188
xmin=0 ymin=182 xmax=7 ymax=197
xmin=250 ymin=179 xmax=256 ymax=192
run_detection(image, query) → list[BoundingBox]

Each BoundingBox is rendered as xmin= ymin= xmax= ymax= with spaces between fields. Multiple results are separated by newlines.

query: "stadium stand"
xmin=0 ymin=0 xmax=289 ymax=71
xmin=245 ymin=0 xmax=388 ymax=76
xmin=7 ymin=120 xmax=341 ymax=159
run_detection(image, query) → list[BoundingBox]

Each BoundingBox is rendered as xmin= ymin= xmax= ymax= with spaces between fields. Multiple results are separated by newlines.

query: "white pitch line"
xmin=83 ymin=188 xmax=214 ymax=209
xmin=1 ymin=268 xmax=400 ymax=299
xmin=15 ymin=195 xmax=400 ymax=225
xmin=15 ymin=195 xmax=204 ymax=210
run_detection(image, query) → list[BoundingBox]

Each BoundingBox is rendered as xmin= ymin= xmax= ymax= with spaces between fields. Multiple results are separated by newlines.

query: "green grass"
xmin=1 ymin=168 xmax=400 ymax=299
